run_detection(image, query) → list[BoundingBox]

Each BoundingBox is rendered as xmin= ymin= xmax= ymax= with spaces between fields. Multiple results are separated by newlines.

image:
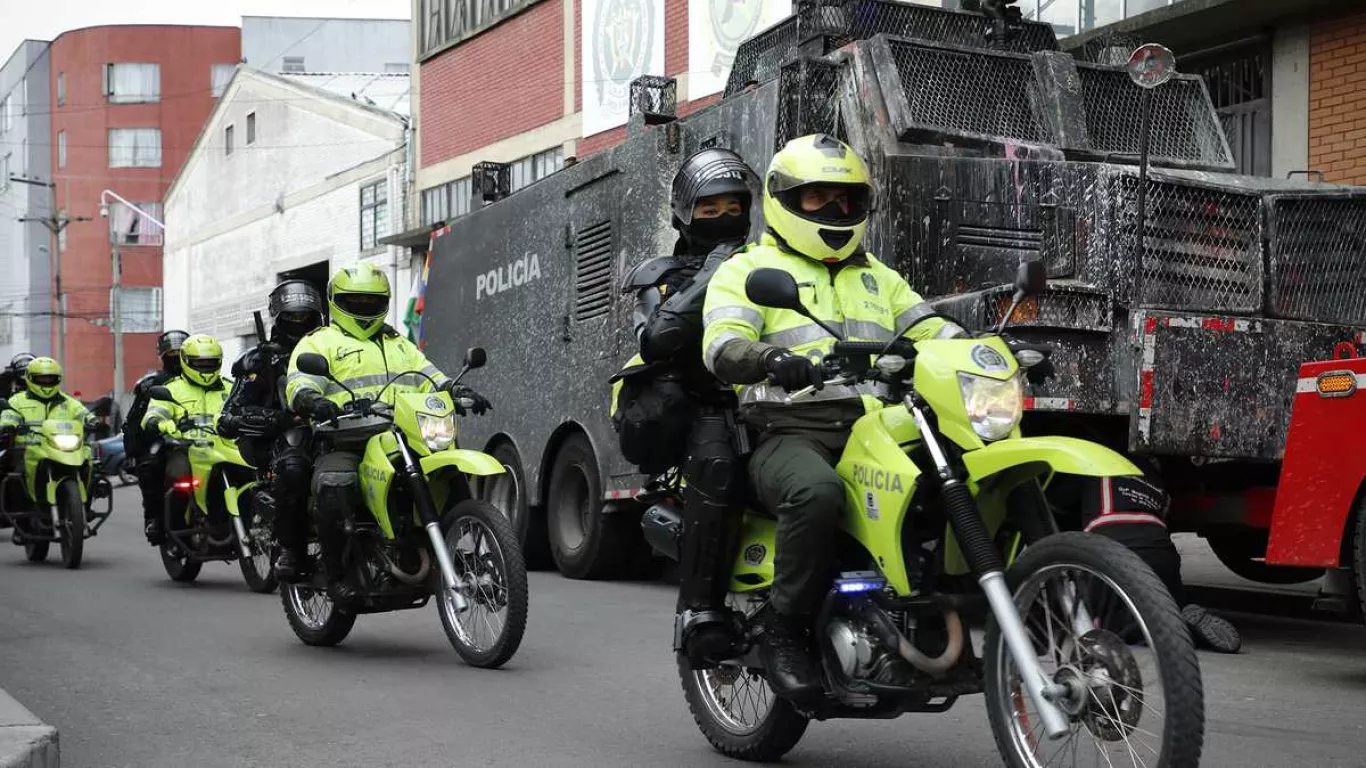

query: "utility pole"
xmin=100 ymin=190 xmax=164 ymax=406
xmin=10 ymin=175 xmax=91 ymax=367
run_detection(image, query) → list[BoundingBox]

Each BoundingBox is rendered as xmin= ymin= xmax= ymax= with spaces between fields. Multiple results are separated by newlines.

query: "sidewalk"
xmin=0 ymin=688 xmax=57 ymax=768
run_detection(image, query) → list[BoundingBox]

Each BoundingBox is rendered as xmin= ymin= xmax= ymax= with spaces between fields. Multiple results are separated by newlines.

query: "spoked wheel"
xmin=160 ymin=538 xmax=202 ymax=582
xmin=679 ymin=593 xmax=809 ymax=761
xmin=986 ymin=532 xmax=1204 ymax=768
xmin=437 ymin=499 xmax=528 ymax=668
xmin=57 ymin=481 xmax=85 ymax=569
xmin=281 ymin=545 xmax=356 ymax=646
xmin=237 ymin=497 xmax=278 ymax=594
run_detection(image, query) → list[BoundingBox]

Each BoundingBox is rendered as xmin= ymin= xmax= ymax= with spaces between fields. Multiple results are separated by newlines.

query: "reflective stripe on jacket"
xmin=285 ymin=324 xmax=448 ymax=410
xmin=701 ymin=236 xmax=965 ymax=410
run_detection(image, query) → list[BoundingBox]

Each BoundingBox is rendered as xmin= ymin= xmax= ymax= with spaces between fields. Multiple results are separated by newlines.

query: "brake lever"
xmin=785 ymin=375 xmax=853 ymax=404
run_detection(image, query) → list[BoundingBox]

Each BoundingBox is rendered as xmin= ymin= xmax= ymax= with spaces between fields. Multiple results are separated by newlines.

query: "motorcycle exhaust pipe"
xmin=640 ymin=501 xmax=683 ymax=561
xmin=862 ymin=603 xmax=965 ymax=678
xmin=230 ymin=516 xmax=253 ymax=560
xmin=380 ymin=547 xmax=431 ymax=586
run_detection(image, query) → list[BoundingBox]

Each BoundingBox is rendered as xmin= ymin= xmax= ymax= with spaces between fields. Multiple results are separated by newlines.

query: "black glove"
xmin=444 ymin=382 xmax=491 ymax=416
xmin=763 ymin=349 xmax=823 ymax=393
xmin=297 ymin=392 xmax=341 ymax=423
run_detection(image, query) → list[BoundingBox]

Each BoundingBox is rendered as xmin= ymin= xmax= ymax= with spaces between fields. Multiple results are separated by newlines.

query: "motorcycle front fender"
xmin=46 ymin=475 xmax=87 ymax=506
xmin=419 ymin=449 xmax=505 ymax=477
xmin=962 ymin=436 xmax=1140 ymax=484
xmin=224 ymin=480 xmax=257 ymax=518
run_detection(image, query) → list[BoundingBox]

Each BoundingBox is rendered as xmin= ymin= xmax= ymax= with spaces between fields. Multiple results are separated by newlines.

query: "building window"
xmin=225 ymin=125 xmax=235 ymax=156
xmin=57 ymin=210 xmax=67 ymax=253
xmin=56 ymin=72 xmax=65 ymax=106
xmin=282 ymin=57 xmax=306 ymax=74
xmin=360 ymin=180 xmax=389 ymax=251
xmin=116 ymin=287 xmax=163 ymax=333
xmin=58 ymin=132 xmax=66 ymax=169
xmin=0 ymin=94 xmax=11 ymax=134
xmin=109 ymin=128 xmax=162 ymax=168
xmin=421 ymin=177 xmax=473 ymax=226
xmin=246 ymin=113 xmax=256 ymax=145
xmin=384 ymin=63 xmax=410 ymax=74
xmin=211 ymin=64 xmax=236 ymax=98
xmin=104 ymin=63 xmax=161 ymax=104
xmin=509 ymin=146 xmax=565 ymax=193
xmin=0 ymin=315 xmax=11 ymax=345
xmin=109 ymin=201 xmax=164 ymax=247
xmin=0 ymin=153 xmax=9 ymax=189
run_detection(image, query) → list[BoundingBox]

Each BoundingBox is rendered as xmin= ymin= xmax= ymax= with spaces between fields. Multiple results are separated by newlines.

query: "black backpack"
xmin=610 ymin=365 xmax=694 ymax=475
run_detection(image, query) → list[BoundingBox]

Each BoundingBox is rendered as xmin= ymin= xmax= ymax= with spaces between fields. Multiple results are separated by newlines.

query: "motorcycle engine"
xmin=826 ymin=618 xmax=885 ymax=680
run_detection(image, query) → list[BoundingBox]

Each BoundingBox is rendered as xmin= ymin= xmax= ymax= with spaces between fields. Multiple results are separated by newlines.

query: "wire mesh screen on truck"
xmin=1113 ymin=174 xmax=1263 ymax=313
xmin=1267 ymin=194 xmax=1366 ymax=326
xmin=775 ymin=58 xmax=845 ymax=149
xmin=883 ymin=38 xmax=1045 ymax=144
xmin=1076 ymin=65 xmax=1235 ymax=169
xmin=725 ymin=0 xmax=1057 ymax=97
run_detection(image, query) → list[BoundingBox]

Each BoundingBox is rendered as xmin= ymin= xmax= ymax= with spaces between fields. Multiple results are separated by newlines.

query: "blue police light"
xmin=835 ymin=574 xmax=887 ymax=594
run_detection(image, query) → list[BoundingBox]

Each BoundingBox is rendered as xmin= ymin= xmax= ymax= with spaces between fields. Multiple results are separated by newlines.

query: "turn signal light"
xmin=172 ymin=478 xmax=200 ymax=492
xmin=1316 ymin=372 xmax=1357 ymax=399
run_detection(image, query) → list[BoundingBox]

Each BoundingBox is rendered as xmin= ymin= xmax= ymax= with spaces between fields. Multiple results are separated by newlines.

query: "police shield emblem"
xmin=861 ymin=272 xmax=879 ymax=296
xmin=970 ymin=344 xmax=1010 ymax=373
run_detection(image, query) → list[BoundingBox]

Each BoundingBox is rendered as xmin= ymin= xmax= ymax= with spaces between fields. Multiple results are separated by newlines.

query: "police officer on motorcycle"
xmin=0 ymin=358 xmax=95 ymax=543
xmin=217 ymin=280 xmax=326 ymax=582
xmin=285 ymin=263 xmax=490 ymax=601
xmin=127 ymin=330 xmax=189 ymax=544
xmin=142 ymin=334 xmax=230 ymax=540
xmin=0 ymin=353 xmax=35 ymax=397
xmin=702 ymin=134 xmax=966 ymax=698
xmin=614 ymin=147 xmax=760 ymax=666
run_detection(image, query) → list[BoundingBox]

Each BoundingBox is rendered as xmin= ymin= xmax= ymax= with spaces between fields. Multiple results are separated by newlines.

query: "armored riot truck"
xmin=421 ymin=0 xmax=1366 ymax=588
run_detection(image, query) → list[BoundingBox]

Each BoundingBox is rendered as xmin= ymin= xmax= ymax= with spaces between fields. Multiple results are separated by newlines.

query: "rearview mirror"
xmin=745 ymin=268 xmax=804 ymax=312
xmin=296 ymin=353 xmax=332 ymax=378
xmin=464 ymin=347 xmax=487 ymax=370
xmin=147 ymin=386 xmax=174 ymax=402
xmin=1016 ymin=260 xmax=1047 ymax=298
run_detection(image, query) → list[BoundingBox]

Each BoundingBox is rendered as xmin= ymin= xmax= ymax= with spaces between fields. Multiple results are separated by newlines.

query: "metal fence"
xmin=775 ymin=58 xmax=845 ymax=149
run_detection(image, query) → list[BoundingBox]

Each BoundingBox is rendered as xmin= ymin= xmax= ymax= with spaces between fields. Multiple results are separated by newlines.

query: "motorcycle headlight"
xmin=958 ymin=372 xmax=1023 ymax=442
xmin=417 ymin=412 xmax=456 ymax=452
xmin=51 ymin=433 xmax=81 ymax=452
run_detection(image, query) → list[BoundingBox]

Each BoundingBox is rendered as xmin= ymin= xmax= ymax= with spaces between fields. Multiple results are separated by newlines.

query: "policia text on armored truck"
xmin=419 ymin=0 xmax=1366 ymax=582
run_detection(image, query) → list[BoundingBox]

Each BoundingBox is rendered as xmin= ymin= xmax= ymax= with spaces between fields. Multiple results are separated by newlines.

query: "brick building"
xmin=1065 ymin=0 xmax=1366 ymax=186
xmin=47 ymin=25 xmax=241 ymax=397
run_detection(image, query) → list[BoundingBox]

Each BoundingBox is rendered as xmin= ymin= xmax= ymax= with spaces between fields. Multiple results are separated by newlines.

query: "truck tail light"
xmin=1315 ymin=371 xmax=1357 ymax=398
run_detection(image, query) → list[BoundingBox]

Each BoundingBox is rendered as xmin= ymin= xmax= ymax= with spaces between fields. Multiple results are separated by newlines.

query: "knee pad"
xmin=274 ymin=451 xmax=312 ymax=486
xmin=684 ymin=454 xmax=738 ymax=500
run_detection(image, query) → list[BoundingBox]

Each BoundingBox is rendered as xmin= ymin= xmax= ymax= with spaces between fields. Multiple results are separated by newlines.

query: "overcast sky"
xmin=1 ymin=0 xmax=411 ymax=64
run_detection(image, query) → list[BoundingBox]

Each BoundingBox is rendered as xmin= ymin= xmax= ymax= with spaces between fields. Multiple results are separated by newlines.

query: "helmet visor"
xmin=185 ymin=357 xmax=221 ymax=373
xmin=779 ymin=183 xmax=872 ymax=227
xmin=30 ymin=374 xmax=60 ymax=388
xmin=279 ymin=309 xmax=322 ymax=327
xmin=334 ymin=293 xmax=388 ymax=319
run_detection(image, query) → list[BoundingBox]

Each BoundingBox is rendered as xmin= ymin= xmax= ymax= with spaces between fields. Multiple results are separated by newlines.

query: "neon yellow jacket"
xmin=143 ymin=377 xmax=231 ymax=437
xmin=1 ymin=392 xmax=93 ymax=445
xmin=286 ymin=324 xmax=448 ymax=410
xmin=702 ymin=236 xmax=964 ymax=417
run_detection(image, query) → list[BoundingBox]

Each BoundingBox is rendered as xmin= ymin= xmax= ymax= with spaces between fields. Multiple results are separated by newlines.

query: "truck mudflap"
xmin=1265 ymin=356 xmax=1366 ymax=568
xmin=1131 ymin=310 xmax=1364 ymax=459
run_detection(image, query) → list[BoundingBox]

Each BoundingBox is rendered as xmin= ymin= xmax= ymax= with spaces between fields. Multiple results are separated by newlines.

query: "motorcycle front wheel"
xmin=57 ymin=481 xmax=84 ymax=569
xmin=437 ymin=499 xmax=528 ymax=668
xmin=984 ymin=531 xmax=1205 ymax=768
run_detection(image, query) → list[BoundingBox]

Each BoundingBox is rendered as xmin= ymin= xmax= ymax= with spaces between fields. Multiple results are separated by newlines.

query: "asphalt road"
xmin=2 ymin=488 xmax=1365 ymax=768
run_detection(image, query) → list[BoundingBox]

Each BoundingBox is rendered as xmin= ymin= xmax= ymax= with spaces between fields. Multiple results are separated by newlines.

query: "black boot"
xmin=274 ymin=548 xmax=310 ymax=583
xmin=144 ymin=518 xmax=164 ymax=546
xmin=760 ymin=611 xmax=821 ymax=700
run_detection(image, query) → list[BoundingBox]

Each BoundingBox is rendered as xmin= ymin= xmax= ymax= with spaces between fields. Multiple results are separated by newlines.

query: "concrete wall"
xmin=242 ymin=17 xmax=411 ymax=75
xmin=1272 ymin=23 xmax=1311 ymax=179
xmin=164 ymin=71 xmax=410 ymax=363
xmin=0 ymin=40 xmax=52 ymax=362
xmin=1309 ymin=10 xmax=1366 ymax=185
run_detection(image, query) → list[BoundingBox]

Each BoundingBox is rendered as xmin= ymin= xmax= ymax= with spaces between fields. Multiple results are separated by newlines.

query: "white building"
xmin=241 ymin=16 xmax=411 ymax=76
xmin=163 ymin=68 xmax=415 ymax=363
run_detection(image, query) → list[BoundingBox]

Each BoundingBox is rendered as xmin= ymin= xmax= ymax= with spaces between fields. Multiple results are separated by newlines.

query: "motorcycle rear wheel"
xmin=678 ymin=593 xmax=809 ymax=762
xmin=281 ymin=545 xmax=355 ymax=646
xmin=57 ymin=481 xmax=84 ymax=569
xmin=437 ymin=499 xmax=528 ymax=668
xmin=985 ymin=532 xmax=1204 ymax=768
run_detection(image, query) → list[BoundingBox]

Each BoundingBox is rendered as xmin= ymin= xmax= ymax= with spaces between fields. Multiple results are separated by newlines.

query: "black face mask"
xmin=683 ymin=212 xmax=749 ymax=255
xmin=161 ymin=355 xmax=180 ymax=374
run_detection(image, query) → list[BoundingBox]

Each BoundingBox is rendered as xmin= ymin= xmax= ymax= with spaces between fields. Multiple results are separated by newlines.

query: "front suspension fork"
xmin=907 ymin=400 xmax=1071 ymax=740
xmin=394 ymin=437 xmax=469 ymax=612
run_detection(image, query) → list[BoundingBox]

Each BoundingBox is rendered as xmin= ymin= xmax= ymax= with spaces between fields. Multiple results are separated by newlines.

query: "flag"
xmin=404 ymin=251 xmax=431 ymax=345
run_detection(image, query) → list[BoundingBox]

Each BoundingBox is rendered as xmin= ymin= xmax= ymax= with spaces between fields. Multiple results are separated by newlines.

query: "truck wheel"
xmin=1352 ymin=499 xmax=1366 ymax=621
xmin=547 ymin=434 xmax=630 ymax=580
xmin=480 ymin=441 xmax=552 ymax=570
xmin=1206 ymin=532 xmax=1323 ymax=585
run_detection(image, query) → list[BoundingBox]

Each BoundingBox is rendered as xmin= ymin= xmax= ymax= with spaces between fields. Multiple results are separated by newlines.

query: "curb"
xmin=0 ymin=689 xmax=58 ymax=768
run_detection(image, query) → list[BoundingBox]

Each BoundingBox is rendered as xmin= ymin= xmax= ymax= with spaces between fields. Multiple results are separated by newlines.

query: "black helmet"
xmin=7 ymin=352 xmax=35 ymax=375
xmin=269 ymin=280 xmax=325 ymax=342
xmin=670 ymin=148 xmax=759 ymax=227
xmin=157 ymin=330 xmax=189 ymax=360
